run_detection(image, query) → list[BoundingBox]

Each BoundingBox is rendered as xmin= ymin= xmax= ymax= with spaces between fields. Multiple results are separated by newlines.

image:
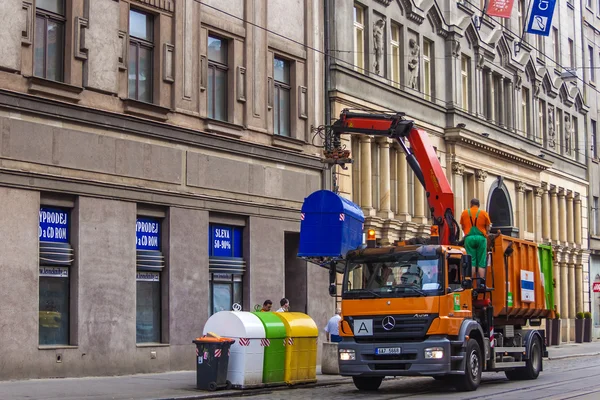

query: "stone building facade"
xmin=327 ymin=0 xmax=591 ymax=341
xmin=0 ymin=0 xmax=329 ymax=380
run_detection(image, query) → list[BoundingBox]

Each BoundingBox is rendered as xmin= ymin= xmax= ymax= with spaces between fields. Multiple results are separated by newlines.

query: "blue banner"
xmin=39 ymin=208 xmax=69 ymax=243
xmin=210 ymin=225 xmax=243 ymax=258
xmin=136 ymin=218 xmax=160 ymax=251
xmin=525 ymin=0 xmax=557 ymax=37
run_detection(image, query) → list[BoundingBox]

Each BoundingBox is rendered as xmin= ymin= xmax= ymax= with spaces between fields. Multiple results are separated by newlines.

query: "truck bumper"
xmin=338 ymin=337 xmax=458 ymax=377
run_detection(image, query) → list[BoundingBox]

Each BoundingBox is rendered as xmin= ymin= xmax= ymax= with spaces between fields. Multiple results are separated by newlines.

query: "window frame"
xmin=568 ymin=38 xmax=575 ymax=68
xmin=353 ymin=4 xmax=365 ymax=72
xmin=461 ymin=55 xmax=470 ymax=112
xmin=592 ymin=120 xmax=598 ymax=159
xmin=595 ymin=196 xmax=600 ymax=236
xmin=273 ymin=56 xmax=291 ymax=137
xmin=34 ymin=0 xmax=66 ymax=82
xmin=589 ymin=45 xmax=595 ymax=83
xmin=390 ymin=24 xmax=401 ymax=88
xmin=521 ymin=87 xmax=530 ymax=136
xmin=423 ymin=40 xmax=433 ymax=101
xmin=552 ymin=28 xmax=560 ymax=66
xmin=128 ymin=8 xmax=154 ymax=103
xmin=207 ymin=34 xmax=230 ymax=121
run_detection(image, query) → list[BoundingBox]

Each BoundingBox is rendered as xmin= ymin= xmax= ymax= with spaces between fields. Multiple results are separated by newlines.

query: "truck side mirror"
xmin=461 ymin=254 xmax=472 ymax=289
xmin=328 ymin=264 xmax=337 ymax=297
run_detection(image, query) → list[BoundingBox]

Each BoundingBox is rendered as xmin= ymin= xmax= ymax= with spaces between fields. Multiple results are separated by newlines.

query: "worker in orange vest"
xmin=459 ymin=198 xmax=492 ymax=284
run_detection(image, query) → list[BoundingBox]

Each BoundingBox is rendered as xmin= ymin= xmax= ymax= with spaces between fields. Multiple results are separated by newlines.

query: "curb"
xmin=155 ymin=377 xmax=353 ymax=400
xmin=548 ymin=351 xmax=600 ymax=360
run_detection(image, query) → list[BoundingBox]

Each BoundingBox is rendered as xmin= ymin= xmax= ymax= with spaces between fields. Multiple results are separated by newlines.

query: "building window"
xmin=538 ymin=99 xmax=546 ymax=144
xmin=135 ymin=217 xmax=164 ymax=343
xmin=353 ymin=4 xmax=365 ymax=72
xmin=274 ymin=57 xmax=291 ymax=137
xmin=568 ymin=39 xmax=574 ymax=68
xmin=39 ymin=207 xmax=72 ymax=345
xmin=423 ymin=40 xmax=432 ymax=101
xmin=207 ymin=35 xmax=229 ymax=121
xmin=521 ymin=87 xmax=530 ymax=136
xmin=537 ymin=35 xmax=544 ymax=58
xmin=128 ymin=9 xmax=154 ymax=103
xmin=518 ymin=0 xmax=525 ymax=28
xmin=34 ymin=0 xmax=66 ymax=82
xmin=461 ymin=56 xmax=470 ymax=112
xmin=588 ymin=0 xmax=593 ymax=9
xmin=209 ymin=224 xmax=245 ymax=315
xmin=589 ymin=46 xmax=595 ymax=83
xmin=592 ymin=120 xmax=597 ymax=159
xmin=556 ymin=109 xmax=563 ymax=154
xmin=552 ymin=28 xmax=559 ymax=66
xmin=594 ymin=197 xmax=600 ymax=236
xmin=391 ymin=24 xmax=401 ymax=88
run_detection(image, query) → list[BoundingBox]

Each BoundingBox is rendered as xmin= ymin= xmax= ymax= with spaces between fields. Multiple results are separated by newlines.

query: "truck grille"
xmin=347 ymin=314 xmax=437 ymax=342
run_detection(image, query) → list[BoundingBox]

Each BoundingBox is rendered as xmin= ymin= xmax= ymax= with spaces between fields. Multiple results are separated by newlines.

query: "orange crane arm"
xmin=330 ymin=109 xmax=459 ymax=245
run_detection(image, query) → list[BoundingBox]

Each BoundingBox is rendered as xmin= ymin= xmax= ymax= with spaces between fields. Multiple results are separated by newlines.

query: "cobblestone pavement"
xmin=226 ymin=355 xmax=600 ymax=400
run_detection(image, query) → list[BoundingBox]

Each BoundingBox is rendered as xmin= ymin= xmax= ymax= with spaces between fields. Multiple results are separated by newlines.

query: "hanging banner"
xmin=526 ymin=0 xmax=557 ymax=37
xmin=486 ymin=0 xmax=515 ymax=19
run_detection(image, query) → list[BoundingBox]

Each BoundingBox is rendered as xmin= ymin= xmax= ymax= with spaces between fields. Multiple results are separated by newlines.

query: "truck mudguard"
xmin=523 ymin=329 xmax=546 ymax=368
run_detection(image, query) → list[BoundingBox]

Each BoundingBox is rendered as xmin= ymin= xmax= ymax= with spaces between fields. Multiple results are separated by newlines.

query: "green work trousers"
xmin=464 ymin=235 xmax=488 ymax=268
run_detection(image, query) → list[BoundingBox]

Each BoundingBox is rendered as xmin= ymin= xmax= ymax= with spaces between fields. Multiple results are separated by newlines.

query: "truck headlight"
xmin=339 ymin=349 xmax=356 ymax=361
xmin=424 ymin=347 xmax=444 ymax=359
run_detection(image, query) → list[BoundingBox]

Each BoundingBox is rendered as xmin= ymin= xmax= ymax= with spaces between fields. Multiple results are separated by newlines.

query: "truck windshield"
xmin=342 ymin=252 xmax=443 ymax=299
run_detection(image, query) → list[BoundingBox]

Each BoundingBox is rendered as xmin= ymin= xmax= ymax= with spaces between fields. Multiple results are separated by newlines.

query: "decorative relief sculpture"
xmin=475 ymin=169 xmax=488 ymax=181
xmin=373 ymin=18 xmax=386 ymax=75
xmin=547 ymin=108 xmax=556 ymax=149
xmin=564 ymin=115 xmax=574 ymax=154
xmin=407 ymin=38 xmax=420 ymax=89
xmin=516 ymin=182 xmax=526 ymax=193
xmin=451 ymin=162 xmax=465 ymax=176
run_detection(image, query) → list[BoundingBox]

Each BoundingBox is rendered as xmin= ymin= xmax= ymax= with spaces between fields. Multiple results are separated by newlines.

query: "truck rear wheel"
xmin=352 ymin=376 xmax=383 ymax=391
xmin=454 ymin=339 xmax=482 ymax=392
xmin=505 ymin=335 xmax=542 ymax=381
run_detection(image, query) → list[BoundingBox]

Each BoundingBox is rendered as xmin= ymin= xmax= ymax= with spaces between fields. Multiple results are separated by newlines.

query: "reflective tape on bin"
xmin=260 ymin=339 xmax=270 ymax=347
xmin=239 ymin=338 xmax=250 ymax=346
xmin=215 ymin=349 xmax=221 ymax=358
xmin=196 ymin=348 xmax=199 ymax=357
xmin=286 ymin=338 xmax=294 ymax=346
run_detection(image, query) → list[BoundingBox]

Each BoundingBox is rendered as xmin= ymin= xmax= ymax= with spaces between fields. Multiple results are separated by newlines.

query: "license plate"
xmin=376 ymin=347 xmax=401 ymax=355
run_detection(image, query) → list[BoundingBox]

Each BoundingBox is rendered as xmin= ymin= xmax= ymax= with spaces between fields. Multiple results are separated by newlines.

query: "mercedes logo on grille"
xmin=382 ymin=316 xmax=396 ymax=331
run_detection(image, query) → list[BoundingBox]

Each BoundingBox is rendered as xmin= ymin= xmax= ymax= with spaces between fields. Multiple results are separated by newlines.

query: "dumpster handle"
xmin=503 ymin=242 xmax=514 ymax=320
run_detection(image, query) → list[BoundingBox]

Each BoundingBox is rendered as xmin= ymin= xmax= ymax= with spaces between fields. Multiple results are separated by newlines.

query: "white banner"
xmin=39 ymin=266 xmax=69 ymax=278
xmin=136 ymin=271 xmax=160 ymax=282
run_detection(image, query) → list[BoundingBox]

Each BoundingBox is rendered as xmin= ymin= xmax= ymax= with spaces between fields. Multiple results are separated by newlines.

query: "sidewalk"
xmin=2 ymin=343 xmax=600 ymax=400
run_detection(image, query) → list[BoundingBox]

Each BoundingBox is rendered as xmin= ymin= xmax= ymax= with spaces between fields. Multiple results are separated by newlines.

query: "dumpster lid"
xmin=202 ymin=311 xmax=266 ymax=339
xmin=193 ymin=336 xmax=235 ymax=344
xmin=252 ymin=312 xmax=287 ymax=338
xmin=300 ymin=190 xmax=364 ymax=222
xmin=274 ymin=312 xmax=318 ymax=337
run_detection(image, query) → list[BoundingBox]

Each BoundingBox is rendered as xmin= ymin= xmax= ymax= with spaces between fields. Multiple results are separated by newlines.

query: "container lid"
xmin=202 ymin=311 xmax=266 ymax=339
xmin=273 ymin=312 xmax=318 ymax=337
xmin=252 ymin=312 xmax=287 ymax=338
xmin=300 ymin=190 xmax=364 ymax=222
xmin=193 ymin=336 xmax=235 ymax=344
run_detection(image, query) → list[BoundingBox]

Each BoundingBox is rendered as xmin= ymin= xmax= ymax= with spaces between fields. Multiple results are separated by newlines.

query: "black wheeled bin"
xmin=193 ymin=336 xmax=235 ymax=391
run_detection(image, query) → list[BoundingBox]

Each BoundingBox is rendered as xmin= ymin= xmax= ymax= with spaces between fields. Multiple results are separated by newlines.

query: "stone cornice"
xmin=445 ymin=129 xmax=553 ymax=171
xmin=132 ymin=0 xmax=174 ymax=13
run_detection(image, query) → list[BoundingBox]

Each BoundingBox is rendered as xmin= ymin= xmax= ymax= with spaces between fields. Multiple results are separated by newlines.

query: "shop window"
xmin=135 ymin=217 xmax=164 ymax=343
xmin=39 ymin=206 xmax=73 ymax=345
xmin=34 ymin=0 xmax=66 ymax=81
xmin=209 ymin=224 xmax=245 ymax=314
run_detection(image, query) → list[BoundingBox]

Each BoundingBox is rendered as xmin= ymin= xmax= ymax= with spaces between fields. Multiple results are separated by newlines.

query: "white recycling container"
xmin=203 ymin=311 xmax=266 ymax=388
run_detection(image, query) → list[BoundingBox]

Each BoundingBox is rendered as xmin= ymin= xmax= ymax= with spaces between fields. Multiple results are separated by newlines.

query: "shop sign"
xmin=136 ymin=218 xmax=160 ymax=251
xmin=39 ymin=208 xmax=69 ymax=243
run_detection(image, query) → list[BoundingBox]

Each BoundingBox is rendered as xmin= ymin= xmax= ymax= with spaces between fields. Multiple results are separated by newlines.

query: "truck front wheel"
xmin=454 ymin=338 xmax=482 ymax=392
xmin=352 ymin=376 xmax=383 ymax=391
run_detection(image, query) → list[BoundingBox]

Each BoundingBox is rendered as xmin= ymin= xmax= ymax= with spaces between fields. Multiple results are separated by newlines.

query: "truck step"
xmin=451 ymin=355 xmax=464 ymax=361
xmin=493 ymin=361 xmax=526 ymax=368
xmin=493 ymin=347 xmax=526 ymax=354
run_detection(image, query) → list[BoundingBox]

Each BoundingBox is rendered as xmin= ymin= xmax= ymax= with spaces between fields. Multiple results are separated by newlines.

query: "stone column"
xmin=553 ymin=250 xmax=561 ymax=316
xmin=390 ymin=147 xmax=398 ymax=215
xmin=452 ymin=162 xmax=465 ymax=228
xmin=487 ymin=70 xmax=494 ymax=122
xmin=360 ymin=136 xmax=374 ymax=215
xmin=575 ymin=252 xmax=583 ymax=313
xmin=516 ymin=182 xmax=526 ymax=239
xmin=560 ymin=256 xmax=569 ymax=319
xmin=475 ymin=55 xmax=486 ymax=119
xmin=558 ymin=188 xmax=567 ymax=244
xmin=413 ymin=177 xmax=427 ymax=225
xmin=377 ymin=138 xmax=393 ymax=219
xmin=499 ymin=77 xmax=506 ymax=128
xmin=396 ymin=144 xmax=410 ymax=221
xmin=567 ymin=191 xmax=574 ymax=245
xmin=575 ymin=194 xmax=582 ymax=246
xmin=534 ymin=187 xmax=544 ymax=242
xmin=550 ymin=187 xmax=559 ymax=243
xmin=568 ymin=255 xmax=576 ymax=318
xmin=475 ymin=169 xmax=487 ymax=203
xmin=542 ymin=183 xmax=551 ymax=241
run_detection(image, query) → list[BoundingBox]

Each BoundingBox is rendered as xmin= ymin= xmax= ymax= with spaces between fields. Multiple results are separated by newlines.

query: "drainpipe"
xmin=322 ymin=0 xmax=332 ymax=191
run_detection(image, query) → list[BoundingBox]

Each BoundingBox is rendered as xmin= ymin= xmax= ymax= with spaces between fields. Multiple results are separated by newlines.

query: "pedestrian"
xmin=276 ymin=298 xmax=289 ymax=312
xmin=325 ymin=308 xmax=342 ymax=343
xmin=459 ymin=198 xmax=492 ymax=285
xmin=260 ymin=300 xmax=273 ymax=312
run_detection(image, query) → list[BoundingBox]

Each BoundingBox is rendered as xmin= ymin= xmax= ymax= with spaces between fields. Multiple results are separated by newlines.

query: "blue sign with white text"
xmin=39 ymin=208 xmax=69 ymax=243
xmin=210 ymin=225 xmax=243 ymax=258
xmin=526 ymin=0 xmax=557 ymax=37
xmin=136 ymin=218 xmax=160 ymax=251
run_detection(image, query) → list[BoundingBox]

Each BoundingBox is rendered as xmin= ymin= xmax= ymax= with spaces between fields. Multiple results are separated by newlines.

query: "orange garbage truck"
xmin=298 ymin=110 xmax=554 ymax=392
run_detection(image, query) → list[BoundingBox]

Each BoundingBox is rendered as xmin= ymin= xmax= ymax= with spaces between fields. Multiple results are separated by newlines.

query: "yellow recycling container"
xmin=273 ymin=312 xmax=318 ymax=385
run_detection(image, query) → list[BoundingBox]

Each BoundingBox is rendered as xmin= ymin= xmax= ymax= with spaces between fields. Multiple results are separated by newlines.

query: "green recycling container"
xmin=538 ymin=244 xmax=555 ymax=312
xmin=253 ymin=311 xmax=287 ymax=384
